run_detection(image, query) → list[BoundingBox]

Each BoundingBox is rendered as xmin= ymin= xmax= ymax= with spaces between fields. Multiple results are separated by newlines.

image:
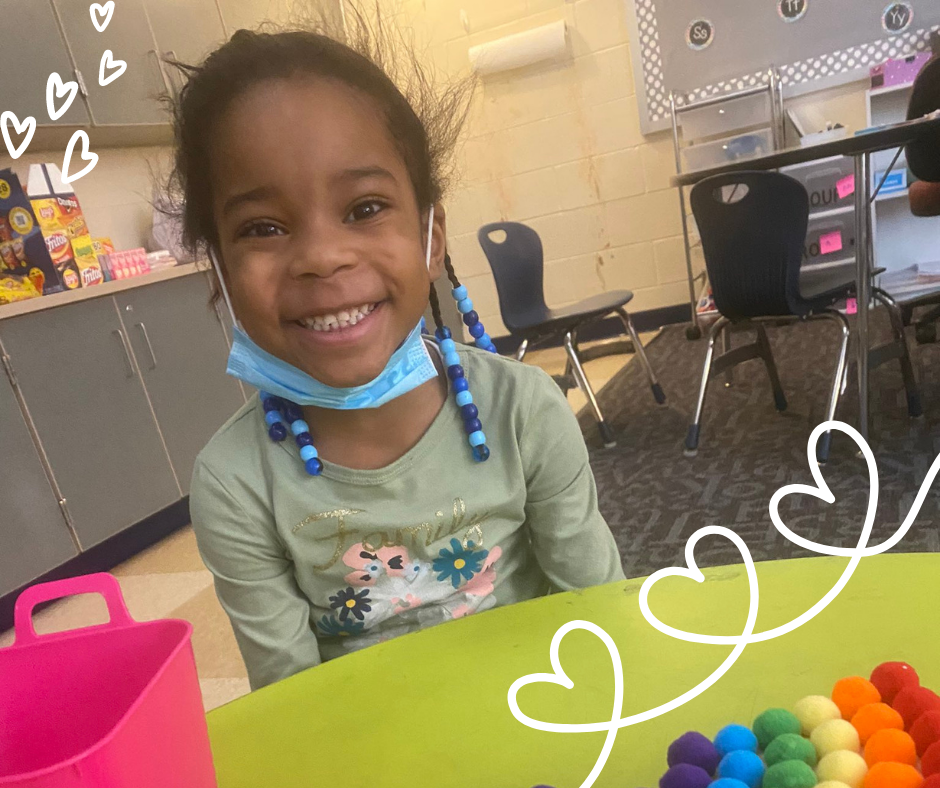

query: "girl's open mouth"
xmin=290 ymin=301 xmax=386 ymax=345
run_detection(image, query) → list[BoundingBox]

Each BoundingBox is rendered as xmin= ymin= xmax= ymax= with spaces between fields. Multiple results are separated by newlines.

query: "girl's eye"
xmin=238 ymin=222 xmax=285 ymax=239
xmin=347 ymin=200 xmax=386 ymax=222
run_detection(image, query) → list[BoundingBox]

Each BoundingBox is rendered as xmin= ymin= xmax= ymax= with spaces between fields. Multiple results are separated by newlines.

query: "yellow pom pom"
xmin=796 ymin=695 xmax=844 ymax=735
xmin=816 ymin=750 xmax=869 ymax=788
xmin=812 ymin=719 xmax=862 ymax=758
xmin=817 ymin=783 xmax=854 ymax=788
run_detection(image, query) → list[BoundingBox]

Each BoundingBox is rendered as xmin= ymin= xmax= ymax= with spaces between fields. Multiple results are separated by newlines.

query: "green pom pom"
xmin=763 ymin=759 xmax=819 ymax=788
xmin=754 ymin=708 xmax=803 ymax=750
xmin=764 ymin=733 xmax=817 ymax=767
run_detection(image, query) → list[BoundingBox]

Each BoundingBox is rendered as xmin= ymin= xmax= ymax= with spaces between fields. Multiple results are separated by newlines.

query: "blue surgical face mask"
xmin=212 ymin=207 xmax=439 ymax=410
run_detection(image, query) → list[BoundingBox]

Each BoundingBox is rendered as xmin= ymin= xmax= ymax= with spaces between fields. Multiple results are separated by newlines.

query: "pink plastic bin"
xmin=0 ymin=573 xmax=217 ymax=787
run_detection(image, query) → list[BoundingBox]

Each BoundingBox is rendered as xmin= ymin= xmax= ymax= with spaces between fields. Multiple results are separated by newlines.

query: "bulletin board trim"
xmin=624 ymin=0 xmax=939 ymax=135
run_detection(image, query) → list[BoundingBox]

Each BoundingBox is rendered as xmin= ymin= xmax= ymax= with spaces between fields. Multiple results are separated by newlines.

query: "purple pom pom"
xmin=659 ymin=763 xmax=711 ymax=788
xmin=667 ymin=731 xmax=721 ymax=775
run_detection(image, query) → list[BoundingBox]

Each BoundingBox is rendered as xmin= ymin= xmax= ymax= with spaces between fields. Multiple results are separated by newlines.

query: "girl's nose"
xmin=289 ymin=221 xmax=357 ymax=279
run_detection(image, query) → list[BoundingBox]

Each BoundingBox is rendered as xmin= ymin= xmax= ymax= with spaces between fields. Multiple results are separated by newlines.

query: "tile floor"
xmin=2 ymin=335 xmax=654 ymax=711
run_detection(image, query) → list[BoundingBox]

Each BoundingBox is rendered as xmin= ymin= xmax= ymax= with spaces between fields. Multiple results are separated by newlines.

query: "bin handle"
xmin=12 ymin=573 xmax=136 ymax=646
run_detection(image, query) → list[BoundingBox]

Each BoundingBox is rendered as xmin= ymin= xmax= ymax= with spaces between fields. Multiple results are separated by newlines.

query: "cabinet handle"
xmin=112 ymin=329 xmax=135 ymax=378
xmin=137 ymin=322 xmax=158 ymax=370
xmin=147 ymin=49 xmax=172 ymax=97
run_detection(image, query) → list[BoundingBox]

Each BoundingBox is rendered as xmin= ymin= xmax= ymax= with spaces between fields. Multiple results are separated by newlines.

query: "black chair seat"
xmin=510 ymin=290 xmax=635 ymax=336
xmin=799 ymin=265 xmax=855 ymax=306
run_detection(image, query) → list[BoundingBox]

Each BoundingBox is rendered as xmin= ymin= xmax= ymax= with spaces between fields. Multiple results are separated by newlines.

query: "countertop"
xmin=0 ymin=262 xmax=207 ymax=321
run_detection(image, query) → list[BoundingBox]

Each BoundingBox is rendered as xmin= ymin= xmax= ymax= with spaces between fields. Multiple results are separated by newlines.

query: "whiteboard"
xmin=625 ymin=0 xmax=940 ymax=133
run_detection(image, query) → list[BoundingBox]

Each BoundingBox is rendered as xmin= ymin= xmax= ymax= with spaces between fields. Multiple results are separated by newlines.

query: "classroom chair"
xmin=477 ymin=221 xmax=665 ymax=448
xmin=903 ymin=54 xmax=940 ymax=344
xmin=685 ymin=171 xmax=921 ymax=464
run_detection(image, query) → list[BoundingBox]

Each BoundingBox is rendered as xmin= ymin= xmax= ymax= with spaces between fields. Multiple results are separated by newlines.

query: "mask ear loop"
xmin=208 ymin=246 xmax=241 ymax=330
xmin=425 ymin=204 xmax=435 ymax=271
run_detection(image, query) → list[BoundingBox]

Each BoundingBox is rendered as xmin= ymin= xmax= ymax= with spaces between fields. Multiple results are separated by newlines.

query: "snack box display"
xmin=0 ymin=168 xmax=63 ymax=301
xmin=27 ymin=163 xmax=104 ymax=289
xmin=102 ymin=248 xmax=151 ymax=281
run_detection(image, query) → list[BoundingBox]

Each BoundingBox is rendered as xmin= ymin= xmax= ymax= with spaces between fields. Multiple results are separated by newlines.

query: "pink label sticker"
xmin=820 ymin=230 xmax=843 ymax=255
xmin=837 ymin=174 xmax=855 ymax=200
xmin=846 ymin=297 xmax=858 ymax=315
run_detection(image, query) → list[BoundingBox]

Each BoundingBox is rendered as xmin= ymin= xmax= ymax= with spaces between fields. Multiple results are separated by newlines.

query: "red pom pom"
xmin=871 ymin=662 xmax=920 ymax=704
xmin=924 ymin=775 xmax=940 ymax=788
xmin=894 ymin=686 xmax=940 ymax=729
xmin=912 ymin=710 xmax=940 ymax=756
xmin=924 ymin=740 xmax=940 ymax=777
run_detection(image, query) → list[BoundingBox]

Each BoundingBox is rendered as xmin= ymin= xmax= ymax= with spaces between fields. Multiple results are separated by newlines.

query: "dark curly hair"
xmin=164 ymin=2 xmax=475 ymax=332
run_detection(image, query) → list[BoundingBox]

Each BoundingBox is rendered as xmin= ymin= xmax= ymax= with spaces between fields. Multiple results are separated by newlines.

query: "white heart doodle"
xmin=46 ymin=72 xmax=79 ymax=121
xmin=61 ymin=130 xmax=99 ymax=184
xmin=89 ymin=1 xmax=115 ymax=32
xmin=509 ymin=420 xmax=940 ymax=788
xmin=98 ymin=50 xmax=127 ymax=87
xmin=0 ymin=111 xmax=36 ymax=159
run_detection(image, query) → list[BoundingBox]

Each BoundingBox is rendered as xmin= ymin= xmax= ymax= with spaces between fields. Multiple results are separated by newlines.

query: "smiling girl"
xmin=175 ymin=13 xmax=625 ymax=690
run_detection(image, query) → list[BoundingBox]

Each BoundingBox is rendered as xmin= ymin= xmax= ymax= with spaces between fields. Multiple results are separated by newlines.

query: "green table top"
xmin=206 ymin=553 xmax=940 ymax=788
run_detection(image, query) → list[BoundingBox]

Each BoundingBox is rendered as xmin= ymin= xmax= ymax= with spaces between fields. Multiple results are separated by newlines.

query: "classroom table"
xmin=671 ymin=115 xmax=940 ymax=443
xmin=207 ymin=552 xmax=940 ymax=788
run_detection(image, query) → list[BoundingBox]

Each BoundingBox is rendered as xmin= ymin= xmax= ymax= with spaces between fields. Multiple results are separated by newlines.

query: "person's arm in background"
xmin=519 ymin=367 xmax=626 ymax=590
xmin=910 ymin=180 xmax=940 ymax=217
xmin=190 ymin=460 xmax=322 ymax=691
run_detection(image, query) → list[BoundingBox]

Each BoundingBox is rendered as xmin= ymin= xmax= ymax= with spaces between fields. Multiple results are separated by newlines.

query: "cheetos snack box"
xmin=27 ymin=163 xmax=90 ymax=240
xmin=0 ymin=168 xmax=62 ymax=295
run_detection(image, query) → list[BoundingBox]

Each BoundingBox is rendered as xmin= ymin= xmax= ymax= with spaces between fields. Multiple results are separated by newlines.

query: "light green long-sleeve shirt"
xmin=190 ymin=342 xmax=625 ymax=690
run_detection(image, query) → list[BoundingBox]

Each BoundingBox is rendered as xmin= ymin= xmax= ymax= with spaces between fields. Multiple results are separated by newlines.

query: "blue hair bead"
xmin=435 ymin=326 xmax=452 ymax=341
xmin=461 ymin=403 xmax=479 ymax=420
xmin=283 ymin=404 xmax=303 ymax=423
xmin=476 ymin=332 xmax=492 ymax=346
xmin=295 ymin=432 xmax=313 ymax=447
xmin=472 ymin=444 xmax=490 ymax=463
xmin=464 ymin=418 xmax=483 ymax=434
xmin=304 ymin=457 xmax=323 ymax=476
xmin=439 ymin=338 xmax=457 ymax=355
xmin=456 ymin=390 xmax=473 ymax=407
xmin=469 ymin=430 xmax=486 ymax=447
xmin=447 ymin=364 xmax=465 ymax=381
xmin=269 ymin=422 xmax=288 ymax=441
xmin=262 ymin=397 xmax=281 ymax=412
xmin=486 ymin=344 xmax=498 ymax=354
xmin=469 ymin=322 xmax=485 ymax=339
xmin=457 ymin=298 xmax=474 ymax=314
xmin=462 ymin=310 xmax=479 ymax=327
xmin=452 ymin=376 xmax=469 ymax=393
xmin=452 ymin=285 xmax=468 ymax=301
xmin=264 ymin=410 xmax=283 ymax=426
xmin=299 ymin=444 xmax=318 ymax=462
xmin=290 ymin=419 xmax=310 ymax=436
xmin=444 ymin=351 xmax=461 ymax=368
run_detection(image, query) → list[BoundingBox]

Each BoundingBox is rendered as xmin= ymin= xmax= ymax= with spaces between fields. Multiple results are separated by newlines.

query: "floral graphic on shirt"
xmin=316 ymin=615 xmax=365 ymax=637
xmin=315 ymin=539 xmax=503 ymax=646
xmin=328 ymin=587 xmax=372 ymax=622
xmin=433 ymin=539 xmax=489 ymax=588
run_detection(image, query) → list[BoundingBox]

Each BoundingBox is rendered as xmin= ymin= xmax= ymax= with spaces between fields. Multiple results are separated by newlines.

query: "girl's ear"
xmin=428 ymin=202 xmax=447 ymax=280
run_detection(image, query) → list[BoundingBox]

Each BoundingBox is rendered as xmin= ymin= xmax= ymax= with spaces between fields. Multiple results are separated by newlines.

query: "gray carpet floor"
xmin=578 ymin=312 xmax=940 ymax=579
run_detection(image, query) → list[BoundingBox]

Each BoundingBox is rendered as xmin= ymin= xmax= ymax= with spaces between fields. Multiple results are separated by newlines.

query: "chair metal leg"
xmin=564 ymin=331 xmax=616 ymax=448
xmin=873 ymin=289 xmax=923 ymax=418
xmin=722 ymin=329 xmax=733 ymax=388
xmin=515 ymin=339 xmax=529 ymax=362
xmin=755 ymin=324 xmax=788 ymax=412
xmin=685 ymin=317 xmax=728 ymax=457
xmin=811 ymin=310 xmax=851 ymax=465
xmin=614 ymin=308 xmax=666 ymax=405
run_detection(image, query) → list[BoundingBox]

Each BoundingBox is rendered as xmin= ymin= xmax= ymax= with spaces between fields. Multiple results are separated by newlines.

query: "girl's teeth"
xmin=302 ymin=303 xmax=375 ymax=332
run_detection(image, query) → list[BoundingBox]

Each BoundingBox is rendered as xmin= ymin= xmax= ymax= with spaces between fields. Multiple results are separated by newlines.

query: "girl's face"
xmin=210 ymin=75 xmax=446 ymax=388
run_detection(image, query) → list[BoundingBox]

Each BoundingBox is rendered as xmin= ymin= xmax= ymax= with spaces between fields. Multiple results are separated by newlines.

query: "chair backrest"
xmin=907 ymin=56 xmax=940 ymax=182
xmin=690 ymin=171 xmax=809 ymax=320
xmin=477 ymin=222 xmax=551 ymax=332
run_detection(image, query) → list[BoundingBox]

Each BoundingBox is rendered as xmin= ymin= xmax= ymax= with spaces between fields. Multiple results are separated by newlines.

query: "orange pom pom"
xmin=911 ymin=710 xmax=940 ymax=756
xmin=864 ymin=728 xmax=917 ymax=767
xmin=833 ymin=676 xmax=882 ymax=720
xmin=852 ymin=702 xmax=905 ymax=743
xmin=862 ymin=761 xmax=923 ymax=788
